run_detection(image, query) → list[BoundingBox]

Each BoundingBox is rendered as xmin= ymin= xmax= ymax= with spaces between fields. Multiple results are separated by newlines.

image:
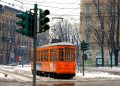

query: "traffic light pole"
xmin=16 ymin=3 xmax=50 ymax=86
xmin=81 ymin=40 xmax=90 ymax=76
xmin=33 ymin=4 xmax=37 ymax=86
xmin=82 ymin=40 xmax=85 ymax=76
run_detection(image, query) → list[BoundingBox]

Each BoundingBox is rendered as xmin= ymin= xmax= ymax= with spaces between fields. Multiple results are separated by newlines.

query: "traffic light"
xmin=81 ymin=42 xmax=84 ymax=51
xmin=28 ymin=11 xmax=34 ymax=37
xmin=16 ymin=11 xmax=34 ymax=37
xmin=39 ymin=9 xmax=50 ymax=33
xmin=81 ymin=41 xmax=90 ymax=51
xmin=16 ymin=11 xmax=29 ymax=36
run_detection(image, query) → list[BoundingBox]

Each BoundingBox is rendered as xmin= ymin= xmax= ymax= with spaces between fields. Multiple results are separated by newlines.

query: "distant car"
xmin=9 ymin=62 xmax=17 ymax=66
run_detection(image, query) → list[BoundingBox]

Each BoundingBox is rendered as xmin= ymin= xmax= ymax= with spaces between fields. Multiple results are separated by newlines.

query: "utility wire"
xmin=14 ymin=1 xmax=79 ymax=9
xmin=17 ymin=0 xmax=80 ymax=5
xmin=50 ymin=14 xmax=80 ymax=17
xmin=0 ymin=0 xmax=79 ymax=10
xmin=0 ymin=0 xmax=80 ymax=18
xmin=37 ymin=5 xmax=79 ymax=9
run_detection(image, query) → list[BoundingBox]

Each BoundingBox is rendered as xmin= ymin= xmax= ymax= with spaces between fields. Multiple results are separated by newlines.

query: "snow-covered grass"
xmin=76 ymin=71 xmax=120 ymax=80
xmin=95 ymin=67 xmax=120 ymax=71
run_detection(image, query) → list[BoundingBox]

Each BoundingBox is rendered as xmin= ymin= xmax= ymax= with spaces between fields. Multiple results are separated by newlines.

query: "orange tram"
xmin=31 ymin=42 xmax=76 ymax=79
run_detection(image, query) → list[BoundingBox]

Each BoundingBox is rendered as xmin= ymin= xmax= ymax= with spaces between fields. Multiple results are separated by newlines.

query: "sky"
xmin=0 ymin=0 xmax=80 ymax=21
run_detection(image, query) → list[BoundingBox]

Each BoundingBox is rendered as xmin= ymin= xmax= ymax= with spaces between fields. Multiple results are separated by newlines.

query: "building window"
xmin=97 ymin=4 xmax=104 ymax=13
xmin=97 ymin=20 xmax=101 ymax=28
xmin=85 ymin=4 xmax=91 ymax=14
xmin=86 ymin=27 xmax=92 ymax=42
xmin=86 ymin=17 xmax=92 ymax=26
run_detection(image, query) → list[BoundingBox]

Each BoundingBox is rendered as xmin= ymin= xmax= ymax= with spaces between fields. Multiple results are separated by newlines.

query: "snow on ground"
xmin=76 ymin=71 xmax=120 ymax=80
xmin=14 ymin=65 xmax=31 ymax=71
xmin=1 ymin=65 xmax=120 ymax=80
xmin=0 ymin=73 xmax=15 ymax=80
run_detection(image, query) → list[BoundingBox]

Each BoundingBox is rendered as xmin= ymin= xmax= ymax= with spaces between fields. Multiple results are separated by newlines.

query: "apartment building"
xmin=80 ymin=0 xmax=120 ymax=66
xmin=0 ymin=4 xmax=32 ymax=64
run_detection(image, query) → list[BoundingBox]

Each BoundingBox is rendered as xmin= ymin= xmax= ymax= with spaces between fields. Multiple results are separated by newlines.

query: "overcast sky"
xmin=0 ymin=0 xmax=80 ymax=21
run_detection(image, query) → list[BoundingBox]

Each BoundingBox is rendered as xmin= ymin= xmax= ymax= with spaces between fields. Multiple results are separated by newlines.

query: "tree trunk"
xmin=110 ymin=51 xmax=113 ymax=68
xmin=114 ymin=0 xmax=120 ymax=66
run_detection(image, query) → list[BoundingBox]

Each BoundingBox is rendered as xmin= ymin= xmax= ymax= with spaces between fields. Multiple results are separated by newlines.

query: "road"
xmin=1 ymin=66 xmax=120 ymax=86
xmin=0 ymin=80 xmax=120 ymax=86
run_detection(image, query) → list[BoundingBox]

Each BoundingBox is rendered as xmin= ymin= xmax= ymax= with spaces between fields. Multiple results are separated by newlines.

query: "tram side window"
xmin=71 ymin=48 xmax=75 ymax=61
xmin=37 ymin=51 xmax=40 ymax=61
xmin=43 ymin=50 xmax=48 ymax=62
xmin=31 ymin=51 xmax=33 ymax=61
xmin=65 ymin=48 xmax=70 ymax=62
xmin=41 ymin=50 xmax=43 ymax=61
xmin=50 ymin=49 xmax=57 ymax=61
xmin=59 ymin=48 xmax=64 ymax=61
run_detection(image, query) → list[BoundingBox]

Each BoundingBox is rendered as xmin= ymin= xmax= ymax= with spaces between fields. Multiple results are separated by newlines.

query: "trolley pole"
xmin=33 ymin=4 xmax=37 ymax=86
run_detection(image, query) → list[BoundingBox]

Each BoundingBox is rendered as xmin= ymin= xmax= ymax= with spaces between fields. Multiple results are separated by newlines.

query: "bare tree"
xmin=92 ymin=0 xmax=105 ymax=67
xmin=51 ymin=20 xmax=80 ymax=43
xmin=51 ymin=19 xmax=81 ymax=63
xmin=93 ymin=0 xmax=120 ymax=67
xmin=104 ymin=0 xmax=120 ymax=67
xmin=114 ymin=0 xmax=120 ymax=66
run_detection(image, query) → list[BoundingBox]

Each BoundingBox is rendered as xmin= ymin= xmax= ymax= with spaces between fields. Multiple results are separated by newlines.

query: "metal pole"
xmin=82 ymin=40 xmax=85 ymax=76
xmin=33 ymin=4 xmax=37 ymax=86
xmin=83 ymin=50 xmax=85 ymax=76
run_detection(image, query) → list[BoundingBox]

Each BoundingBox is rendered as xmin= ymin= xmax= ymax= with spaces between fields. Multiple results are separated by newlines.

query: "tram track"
xmin=0 ymin=66 xmax=77 ymax=82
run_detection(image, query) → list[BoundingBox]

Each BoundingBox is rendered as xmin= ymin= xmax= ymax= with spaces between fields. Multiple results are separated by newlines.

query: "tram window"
xmin=37 ymin=51 xmax=40 ymax=61
xmin=43 ymin=50 xmax=48 ymax=61
xmin=50 ymin=49 xmax=53 ymax=61
xmin=53 ymin=49 xmax=57 ymax=61
xmin=65 ymin=48 xmax=70 ymax=62
xmin=71 ymin=48 xmax=75 ymax=61
xmin=31 ymin=51 xmax=33 ymax=61
xmin=41 ymin=50 xmax=43 ymax=61
xmin=50 ymin=49 xmax=57 ymax=61
xmin=59 ymin=48 xmax=64 ymax=61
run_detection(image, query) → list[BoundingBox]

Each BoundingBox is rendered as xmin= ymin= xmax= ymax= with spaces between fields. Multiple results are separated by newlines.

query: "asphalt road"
xmin=1 ymin=80 xmax=120 ymax=86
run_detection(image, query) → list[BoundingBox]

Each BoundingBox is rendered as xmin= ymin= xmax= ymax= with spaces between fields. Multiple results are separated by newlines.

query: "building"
xmin=80 ymin=0 xmax=120 ymax=66
xmin=0 ymin=4 xmax=32 ymax=64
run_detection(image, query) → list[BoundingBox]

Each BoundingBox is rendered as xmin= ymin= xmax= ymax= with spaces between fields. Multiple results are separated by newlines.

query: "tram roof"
xmin=39 ymin=42 xmax=75 ymax=48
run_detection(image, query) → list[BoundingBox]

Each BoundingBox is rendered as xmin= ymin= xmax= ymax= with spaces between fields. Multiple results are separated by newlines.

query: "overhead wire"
xmin=18 ymin=0 xmax=80 ymax=5
xmin=16 ymin=0 xmax=80 ymax=17
xmin=0 ymin=0 xmax=80 ymax=18
xmin=50 ymin=0 xmax=80 ymax=18
xmin=14 ymin=0 xmax=79 ymax=9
